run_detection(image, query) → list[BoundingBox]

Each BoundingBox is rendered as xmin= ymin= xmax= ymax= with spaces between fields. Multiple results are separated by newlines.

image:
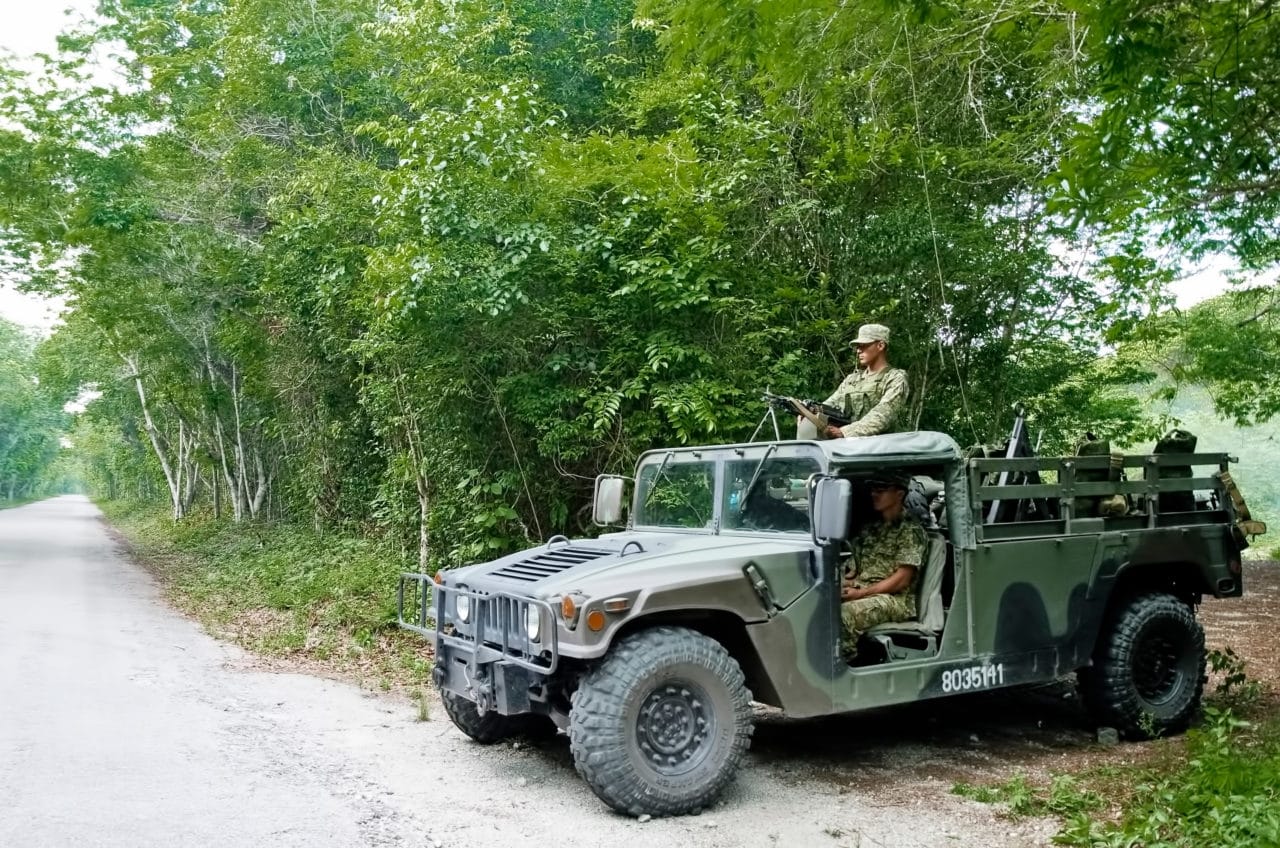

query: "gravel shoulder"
xmin=7 ymin=496 xmax=1277 ymax=848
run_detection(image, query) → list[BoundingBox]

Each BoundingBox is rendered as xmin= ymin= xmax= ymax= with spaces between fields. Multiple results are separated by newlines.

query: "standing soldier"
xmin=795 ymin=323 xmax=910 ymax=439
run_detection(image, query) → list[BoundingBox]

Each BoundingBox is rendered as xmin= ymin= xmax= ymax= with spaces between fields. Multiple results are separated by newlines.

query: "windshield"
xmin=634 ymin=457 xmax=716 ymax=529
xmin=724 ymin=456 xmax=820 ymax=534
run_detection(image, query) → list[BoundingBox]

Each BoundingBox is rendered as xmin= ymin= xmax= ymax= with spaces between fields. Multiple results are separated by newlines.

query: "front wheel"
xmin=1078 ymin=592 xmax=1205 ymax=739
xmin=441 ymin=689 xmax=549 ymax=744
xmin=568 ymin=626 xmax=754 ymax=817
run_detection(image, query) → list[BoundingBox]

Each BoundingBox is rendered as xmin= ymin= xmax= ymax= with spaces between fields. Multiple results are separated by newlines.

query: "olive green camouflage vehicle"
xmin=398 ymin=431 xmax=1264 ymax=817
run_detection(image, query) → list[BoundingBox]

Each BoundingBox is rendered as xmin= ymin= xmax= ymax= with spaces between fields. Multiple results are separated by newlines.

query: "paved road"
xmin=0 ymin=497 xmax=1051 ymax=848
xmin=0 ymin=497 xmax=410 ymax=847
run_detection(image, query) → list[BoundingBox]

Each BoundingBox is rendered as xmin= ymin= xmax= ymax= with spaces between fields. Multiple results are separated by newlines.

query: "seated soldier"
xmin=739 ymin=477 xmax=809 ymax=533
xmin=840 ymin=469 xmax=926 ymax=661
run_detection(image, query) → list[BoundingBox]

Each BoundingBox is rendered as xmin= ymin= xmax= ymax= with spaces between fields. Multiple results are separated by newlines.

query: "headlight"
xmin=455 ymin=592 xmax=471 ymax=623
xmin=523 ymin=606 xmax=541 ymax=642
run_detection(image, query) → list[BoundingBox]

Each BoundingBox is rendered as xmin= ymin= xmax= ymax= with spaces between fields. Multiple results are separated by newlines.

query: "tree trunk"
xmin=125 ymin=354 xmax=184 ymax=520
xmin=230 ymin=362 xmax=252 ymax=517
xmin=214 ymin=415 xmax=245 ymax=522
xmin=416 ymin=480 xmax=431 ymax=571
xmin=394 ymin=372 xmax=432 ymax=571
xmin=249 ymin=445 xmax=271 ymax=519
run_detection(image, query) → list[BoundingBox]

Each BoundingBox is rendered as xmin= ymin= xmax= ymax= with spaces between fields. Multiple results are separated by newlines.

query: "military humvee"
xmin=398 ymin=431 xmax=1263 ymax=817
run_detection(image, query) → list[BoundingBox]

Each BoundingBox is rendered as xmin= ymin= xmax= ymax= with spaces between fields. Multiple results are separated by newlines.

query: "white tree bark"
xmin=124 ymin=354 xmax=184 ymax=520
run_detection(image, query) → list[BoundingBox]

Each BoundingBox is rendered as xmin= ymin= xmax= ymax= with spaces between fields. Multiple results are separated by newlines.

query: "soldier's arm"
xmin=842 ymin=565 xmax=916 ymax=601
xmin=838 ymin=370 xmax=908 ymax=437
xmin=843 ymin=525 xmax=923 ymax=600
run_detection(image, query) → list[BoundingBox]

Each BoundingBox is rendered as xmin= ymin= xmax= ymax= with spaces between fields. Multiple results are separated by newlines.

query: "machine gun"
xmin=761 ymin=392 xmax=852 ymax=430
xmin=980 ymin=404 xmax=1053 ymax=524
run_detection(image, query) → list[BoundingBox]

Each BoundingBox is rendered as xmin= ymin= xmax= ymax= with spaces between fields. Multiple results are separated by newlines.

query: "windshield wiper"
xmin=641 ymin=451 xmax=707 ymax=528
xmin=642 ymin=451 xmax=675 ymax=511
xmin=740 ymin=444 xmax=777 ymax=507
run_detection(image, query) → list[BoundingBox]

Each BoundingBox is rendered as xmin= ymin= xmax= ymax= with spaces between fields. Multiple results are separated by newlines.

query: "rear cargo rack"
xmin=969 ymin=452 xmax=1234 ymax=541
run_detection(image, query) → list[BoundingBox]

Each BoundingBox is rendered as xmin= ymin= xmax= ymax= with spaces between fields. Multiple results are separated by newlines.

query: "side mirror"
xmin=593 ymin=475 xmax=629 ymax=526
xmin=811 ymin=476 xmax=851 ymax=544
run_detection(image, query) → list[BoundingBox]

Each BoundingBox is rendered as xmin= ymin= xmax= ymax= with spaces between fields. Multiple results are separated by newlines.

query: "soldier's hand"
xmin=825 ymin=425 xmax=845 ymax=439
xmin=840 ymin=586 xmax=863 ymax=602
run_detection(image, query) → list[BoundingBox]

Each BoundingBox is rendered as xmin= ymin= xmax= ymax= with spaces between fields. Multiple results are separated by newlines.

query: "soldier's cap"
xmin=851 ymin=323 xmax=890 ymax=346
xmin=865 ymin=469 xmax=911 ymax=491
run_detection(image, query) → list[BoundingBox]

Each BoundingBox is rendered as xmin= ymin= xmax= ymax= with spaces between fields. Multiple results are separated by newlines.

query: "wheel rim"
xmin=635 ymin=681 xmax=716 ymax=776
xmin=1132 ymin=619 xmax=1189 ymax=706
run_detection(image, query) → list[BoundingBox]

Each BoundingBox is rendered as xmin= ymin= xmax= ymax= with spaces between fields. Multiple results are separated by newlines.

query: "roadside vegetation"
xmin=954 ymin=650 xmax=1280 ymax=847
xmin=102 ymin=498 xmax=431 ymax=691
xmin=0 ymin=317 xmax=67 ymax=506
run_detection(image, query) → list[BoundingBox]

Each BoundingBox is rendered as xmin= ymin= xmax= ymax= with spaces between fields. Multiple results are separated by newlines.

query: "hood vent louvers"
xmin=488 ymin=546 xmax=613 ymax=583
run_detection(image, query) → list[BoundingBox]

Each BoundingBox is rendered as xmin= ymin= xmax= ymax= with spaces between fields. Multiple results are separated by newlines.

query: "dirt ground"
xmin=240 ymin=560 xmax=1280 ymax=829
xmin=394 ymin=560 xmax=1280 ymax=847
xmin=98 ymin=492 xmax=1280 ymax=847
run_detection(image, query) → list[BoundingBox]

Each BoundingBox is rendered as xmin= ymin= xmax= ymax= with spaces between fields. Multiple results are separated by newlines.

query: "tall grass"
xmin=100 ymin=500 xmax=432 ymax=689
xmin=953 ymin=652 xmax=1280 ymax=848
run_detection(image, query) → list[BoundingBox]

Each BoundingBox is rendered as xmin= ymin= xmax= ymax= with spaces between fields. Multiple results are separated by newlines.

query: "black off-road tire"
xmin=1078 ymin=592 xmax=1206 ymax=740
xmin=568 ymin=626 xmax=753 ymax=817
xmin=441 ymin=689 xmax=534 ymax=744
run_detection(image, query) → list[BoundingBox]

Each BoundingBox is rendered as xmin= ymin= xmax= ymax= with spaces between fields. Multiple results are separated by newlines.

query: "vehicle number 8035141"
xmin=940 ymin=663 xmax=1005 ymax=693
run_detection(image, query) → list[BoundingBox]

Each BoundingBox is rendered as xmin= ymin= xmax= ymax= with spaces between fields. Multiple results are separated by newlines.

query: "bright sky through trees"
xmin=0 ymin=1 xmax=95 ymax=332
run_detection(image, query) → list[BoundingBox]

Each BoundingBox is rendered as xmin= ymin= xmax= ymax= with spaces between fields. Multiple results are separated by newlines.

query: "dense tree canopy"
xmin=1054 ymin=0 xmax=1280 ymax=424
xmin=0 ymin=318 xmax=65 ymax=500
xmin=2 ymin=0 xmax=1273 ymax=560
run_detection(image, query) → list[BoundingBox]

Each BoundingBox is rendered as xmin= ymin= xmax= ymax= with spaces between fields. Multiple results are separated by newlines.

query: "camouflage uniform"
xmin=823 ymin=367 xmax=909 ymax=437
xmin=840 ymin=517 xmax=925 ymax=657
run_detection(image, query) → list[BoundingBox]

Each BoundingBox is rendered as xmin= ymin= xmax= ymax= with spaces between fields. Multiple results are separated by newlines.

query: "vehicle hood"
xmin=448 ymin=531 xmax=812 ymax=597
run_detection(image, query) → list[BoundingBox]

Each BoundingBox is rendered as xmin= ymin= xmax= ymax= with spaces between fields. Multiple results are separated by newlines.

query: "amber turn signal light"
xmin=561 ymin=595 xmax=577 ymax=619
xmin=586 ymin=610 xmax=606 ymax=632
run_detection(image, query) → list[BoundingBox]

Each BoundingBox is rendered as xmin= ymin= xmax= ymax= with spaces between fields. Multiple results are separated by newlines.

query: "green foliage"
xmin=953 ymin=774 xmax=1103 ymax=821
xmin=11 ymin=0 xmax=1268 ymax=568
xmin=1206 ymin=647 xmax=1266 ymax=714
xmin=956 ymin=683 xmax=1280 ymax=848
xmin=1110 ymin=319 xmax=1280 ymax=534
xmin=104 ymin=500 xmax=404 ymax=627
xmin=1166 ymin=291 xmax=1280 ymax=426
xmin=1055 ymin=710 xmax=1280 ymax=848
xmin=1048 ymin=0 xmax=1280 ymax=428
xmin=1057 ymin=0 xmax=1280 ymax=267
xmin=0 ymin=318 xmax=67 ymax=501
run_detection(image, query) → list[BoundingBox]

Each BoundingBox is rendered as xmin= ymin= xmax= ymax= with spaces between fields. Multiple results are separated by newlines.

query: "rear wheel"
xmin=1079 ymin=592 xmax=1205 ymax=739
xmin=569 ymin=626 xmax=753 ymax=817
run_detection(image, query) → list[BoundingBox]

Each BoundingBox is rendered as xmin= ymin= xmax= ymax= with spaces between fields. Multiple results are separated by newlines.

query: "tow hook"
xmin=471 ymin=680 xmax=494 ymax=714
xmin=465 ymin=665 xmax=495 ymax=714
